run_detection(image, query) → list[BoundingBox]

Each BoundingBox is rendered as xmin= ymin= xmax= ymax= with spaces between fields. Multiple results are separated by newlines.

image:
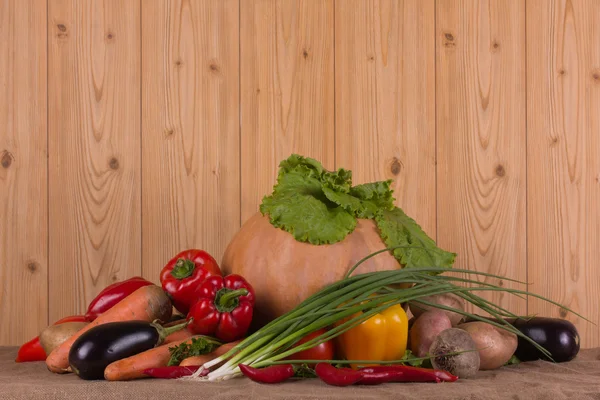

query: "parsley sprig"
xmin=167 ymin=336 xmax=222 ymax=366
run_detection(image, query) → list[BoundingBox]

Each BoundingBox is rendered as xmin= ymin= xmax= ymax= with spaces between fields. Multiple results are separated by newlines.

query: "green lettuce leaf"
xmin=375 ymin=208 xmax=456 ymax=269
xmin=259 ymin=154 xmax=456 ymax=272
xmin=260 ymin=155 xmax=357 ymax=244
xmin=261 ymin=193 xmax=356 ymax=244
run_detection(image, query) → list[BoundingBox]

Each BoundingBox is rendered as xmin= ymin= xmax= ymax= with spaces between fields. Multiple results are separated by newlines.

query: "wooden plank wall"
xmin=0 ymin=0 xmax=598 ymax=348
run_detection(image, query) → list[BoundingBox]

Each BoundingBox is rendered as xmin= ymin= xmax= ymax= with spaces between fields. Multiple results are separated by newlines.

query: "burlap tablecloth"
xmin=2 ymin=346 xmax=600 ymax=399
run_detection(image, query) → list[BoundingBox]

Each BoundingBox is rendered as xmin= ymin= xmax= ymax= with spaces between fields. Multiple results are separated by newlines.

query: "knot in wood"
xmin=495 ymin=164 xmax=506 ymax=177
xmin=27 ymin=262 xmax=38 ymax=273
xmin=390 ymin=157 xmax=402 ymax=175
xmin=1 ymin=150 xmax=14 ymax=168
xmin=443 ymin=32 xmax=455 ymax=48
xmin=109 ymin=157 xmax=120 ymax=170
xmin=559 ymin=307 xmax=568 ymax=318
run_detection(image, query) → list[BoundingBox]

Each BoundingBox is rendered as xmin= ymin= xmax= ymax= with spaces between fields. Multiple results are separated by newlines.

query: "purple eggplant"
xmin=507 ymin=317 xmax=580 ymax=362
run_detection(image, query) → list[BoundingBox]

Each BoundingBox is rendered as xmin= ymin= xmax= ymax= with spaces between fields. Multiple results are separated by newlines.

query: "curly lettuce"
xmin=259 ymin=154 xmax=456 ymax=270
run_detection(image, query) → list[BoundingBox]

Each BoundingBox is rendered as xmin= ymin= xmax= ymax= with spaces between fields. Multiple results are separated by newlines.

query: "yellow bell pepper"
xmin=334 ymin=304 xmax=409 ymax=369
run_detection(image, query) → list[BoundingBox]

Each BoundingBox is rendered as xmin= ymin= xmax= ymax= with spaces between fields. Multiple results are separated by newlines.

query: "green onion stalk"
xmin=185 ymin=246 xmax=589 ymax=382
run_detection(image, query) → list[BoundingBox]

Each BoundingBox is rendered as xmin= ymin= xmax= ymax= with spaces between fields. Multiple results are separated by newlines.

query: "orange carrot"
xmin=45 ymin=285 xmax=172 ymax=373
xmin=164 ymin=327 xmax=194 ymax=344
xmin=104 ymin=337 xmax=196 ymax=381
xmin=179 ymin=340 xmax=241 ymax=367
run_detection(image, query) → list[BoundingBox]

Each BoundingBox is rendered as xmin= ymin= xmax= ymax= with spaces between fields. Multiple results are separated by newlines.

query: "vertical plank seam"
xmin=333 ymin=0 xmax=336 ymax=170
xmin=238 ymin=0 xmax=242 ymax=229
xmin=139 ymin=0 xmax=143 ymax=278
xmin=524 ymin=0 xmax=528 ymax=317
xmin=434 ymin=0 xmax=438 ymax=245
xmin=46 ymin=0 xmax=50 ymax=327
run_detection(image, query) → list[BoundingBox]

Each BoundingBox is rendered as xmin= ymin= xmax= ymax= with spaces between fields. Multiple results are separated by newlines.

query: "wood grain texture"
xmin=436 ymin=0 xmax=527 ymax=315
xmin=527 ymin=0 xmax=600 ymax=347
xmin=48 ymin=0 xmax=141 ymax=321
xmin=141 ymin=0 xmax=240 ymax=281
xmin=240 ymin=0 xmax=334 ymax=223
xmin=0 ymin=0 xmax=48 ymax=345
xmin=335 ymin=0 xmax=436 ymax=237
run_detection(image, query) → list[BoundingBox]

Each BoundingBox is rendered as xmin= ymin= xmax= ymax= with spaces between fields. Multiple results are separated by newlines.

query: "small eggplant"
xmin=69 ymin=319 xmax=189 ymax=380
xmin=507 ymin=317 xmax=580 ymax=362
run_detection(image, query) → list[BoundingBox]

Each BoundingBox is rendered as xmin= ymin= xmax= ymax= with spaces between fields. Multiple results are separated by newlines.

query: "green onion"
xmin=184 ymin=245 xmax=588 ymax=382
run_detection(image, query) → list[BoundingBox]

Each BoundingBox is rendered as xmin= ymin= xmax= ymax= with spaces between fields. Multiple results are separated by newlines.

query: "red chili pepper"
xmin=239 ymin=364 xmax=295 ymax=384
xmin=359 ymin=365 xmax=458 ymax=384
xmin=15 ymin=315 xmax=87 ymax=363
xmin=160 ymin=249 xmax=222 ymax=314
xmin=143 ymin=365 xmax=208 ymax=379
xmin=315 ymin=363 xmax=363 ymax=386
xmin=186 ymin=274 xmax=255 ymax=342
xmin=85 ymin=276 xmax=153 ymax=321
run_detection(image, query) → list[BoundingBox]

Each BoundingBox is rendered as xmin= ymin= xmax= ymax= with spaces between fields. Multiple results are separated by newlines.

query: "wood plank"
xmin=436 ymin=0 xmax=527 ymax=314
xmin=48 ymin=0 xmax=141 ymax=321
xmin=0 ymin=0 xmax=47 ymax=345
xmin=141 ymin=0 xmax=240 ymax=280
xmin=335 ymin=0 xmax=436 ymax=237
xmin=527 ymin=0 xmax=600 ymax=348
xmin=240 ymin=0 xmax=334 ymax=223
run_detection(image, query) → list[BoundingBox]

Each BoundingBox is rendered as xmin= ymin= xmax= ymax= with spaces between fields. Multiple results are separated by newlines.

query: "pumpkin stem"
xmin=215 ymin=288 xmax=249 ymax=313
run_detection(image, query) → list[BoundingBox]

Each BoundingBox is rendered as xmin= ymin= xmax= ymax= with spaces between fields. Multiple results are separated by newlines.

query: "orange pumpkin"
xmin=221 ymin=212 xmax=402 ymax=328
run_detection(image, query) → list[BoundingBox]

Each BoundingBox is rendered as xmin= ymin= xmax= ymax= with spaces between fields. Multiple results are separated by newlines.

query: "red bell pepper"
xmin=160 ymin=249 xmax=222 ymax=314
xmin=187 ymin=274 xmax=255 ymax=342
xmin=15 ymin=315 xmax=87 ymax=362
xmin=85 ymin=276 xmax=153 ymax=321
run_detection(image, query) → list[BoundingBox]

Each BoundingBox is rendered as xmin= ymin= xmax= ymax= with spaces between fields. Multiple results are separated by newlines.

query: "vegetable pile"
xmin=221 ymin=155 xmax=457 ymax=326
xmin=14 ymin=154 xmax=586 ymax=388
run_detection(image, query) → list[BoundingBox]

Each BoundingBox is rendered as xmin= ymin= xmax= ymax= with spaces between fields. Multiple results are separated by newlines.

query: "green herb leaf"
xmin=167 ymin=336 xmax=221 ymax=367
xmin=293 ymin=364 xmax=317 ymax=378
xmin=504 ymin=354 xmax=521 ymax=366
xmin=398 ymin=349 xmax=428 ymax=367
xmin=375 ymin=207 xmax=456 ymax=271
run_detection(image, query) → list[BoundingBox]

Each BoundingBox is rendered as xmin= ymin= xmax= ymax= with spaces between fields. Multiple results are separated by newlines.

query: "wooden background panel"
xmin=527 ymin=0 xmax=600 ymax=347
xmin=335 ymin=0 xmax=436 ymax=237
xmin=48 ymin=0 xmax=141 ymax=321
xmin=240 ymin=0 xmax=335 ymax=223
xmin=436 ymin=0 xmax=527 ymax=315
xmin=141 ymin=0 xmax=240 ymax=281
xmin=0 ymin=0 xmax=48 ymax=345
